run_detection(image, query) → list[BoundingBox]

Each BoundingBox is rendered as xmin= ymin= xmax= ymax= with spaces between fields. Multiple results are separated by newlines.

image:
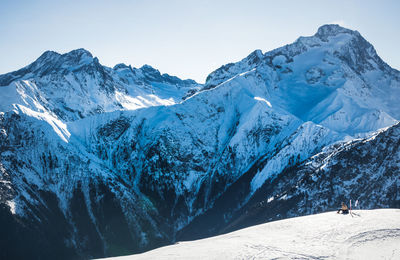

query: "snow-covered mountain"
xmin=206 ymin=25 xmax=400 ymax=135
xmin=102 ymin=209 xmax=400 ymax=260
xmin=0 ymin=48 xmax=201 ymax=121
xmin=178 ymin=121 xmax=400 ymax=240
xmin=1 ymin=24 xmax=400 ymax=259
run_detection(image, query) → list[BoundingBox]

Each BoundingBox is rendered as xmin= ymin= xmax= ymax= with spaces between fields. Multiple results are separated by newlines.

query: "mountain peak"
xmin=63 ymin=48 xmax=93 ymax=59
xmin=245 ymin=49 xmax=264 ymax=64
xmin=59 ymin=48 xmax=94 ymax=66
xmin=35 ymin=48 xmax=93 ymax=64
xmin=37 ymin=50 xmax=61 ymax=61
xmin=113 ymin=63 xmax=131 ymax=70
xmin=31 ymin=48 xmax=94 ymax=69
xmin=0 ymin=48 xmax=98 ymax=86
xmin=315 ymin=24 xmax=359 ymax=40
xmin=140 ymin=64 xmax=158 ymax=72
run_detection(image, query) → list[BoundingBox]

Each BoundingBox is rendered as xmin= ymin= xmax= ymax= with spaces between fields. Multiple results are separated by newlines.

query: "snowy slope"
xmin=101 ymin=209 xmax=400 ymax=260
xmin=66 ymin=65 xmax=343 ymax=232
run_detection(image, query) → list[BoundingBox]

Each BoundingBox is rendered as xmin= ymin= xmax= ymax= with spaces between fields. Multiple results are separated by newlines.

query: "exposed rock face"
xmin=178 ymin=123 xmax=400 ymax=239
xmin=0 ymin=24 xmax=399 ymax=259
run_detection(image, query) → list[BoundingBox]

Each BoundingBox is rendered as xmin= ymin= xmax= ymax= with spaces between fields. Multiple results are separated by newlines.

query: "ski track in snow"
xmin=100 ymin=209 xmax=400 ymax=260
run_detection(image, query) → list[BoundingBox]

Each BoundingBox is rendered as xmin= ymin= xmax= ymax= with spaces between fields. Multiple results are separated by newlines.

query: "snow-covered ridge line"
xmin=0 ymin=48 xmax=202 ymax=122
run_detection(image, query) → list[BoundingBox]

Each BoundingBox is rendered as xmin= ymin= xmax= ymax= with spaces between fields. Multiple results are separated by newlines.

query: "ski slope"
xmin=101 ymin=209 xmax=400 ymax=260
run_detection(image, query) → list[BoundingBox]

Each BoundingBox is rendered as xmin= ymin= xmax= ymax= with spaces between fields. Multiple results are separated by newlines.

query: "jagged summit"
xmin=37 ymin=50 xmax=62 ymax=61
xmin=113 ymin=63 xmax=131 ymax=70
xmin=66 ymin=48 xmax=93 ymax=57
xmin=139 ymin=64 xmax=162 ymax=78
xmin=38 ymin=48 xmax=93 ymax=61
xmin=294 ymin=24 xmax=363 ymax=46
xmin=0 ymin=48 xmax=98 ymax=86
xmin=33 ymin=48 xmax=94 ymax=68
xmin=140 ymin=64 xmax=157 ymax=71
xmin=314 ymin=24 xmax=358 ymax=39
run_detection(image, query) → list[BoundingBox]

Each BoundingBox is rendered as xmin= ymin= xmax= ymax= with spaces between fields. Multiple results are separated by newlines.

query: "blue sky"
xmin=0 ymin=0 xmax=399 ymax=83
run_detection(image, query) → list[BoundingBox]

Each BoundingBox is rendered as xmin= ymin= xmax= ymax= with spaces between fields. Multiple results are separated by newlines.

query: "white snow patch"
xmin=15 ymin=104 xmax=71 ymax=143
xmin=254 ymin=96 xmax=272 ymax=107
xmin=279 ymin=194 xmax=288 ymax=200
xmin=6 ymin=200 xmax=16 ymax=214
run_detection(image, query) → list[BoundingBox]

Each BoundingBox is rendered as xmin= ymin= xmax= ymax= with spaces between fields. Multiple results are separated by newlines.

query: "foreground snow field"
xmin=102 ymin=209 xmax=400 ymax=260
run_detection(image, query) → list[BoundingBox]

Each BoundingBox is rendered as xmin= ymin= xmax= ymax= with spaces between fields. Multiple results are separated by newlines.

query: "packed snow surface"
xmin=101 ymin=209 xmax=400 ymax=260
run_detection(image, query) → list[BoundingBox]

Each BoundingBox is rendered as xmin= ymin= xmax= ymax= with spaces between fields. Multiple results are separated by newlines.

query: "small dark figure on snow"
xmin=337 ymin=202 xmax=349 ymax=214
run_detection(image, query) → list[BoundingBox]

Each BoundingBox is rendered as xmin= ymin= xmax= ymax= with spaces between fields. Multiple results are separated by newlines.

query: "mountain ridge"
xmin=0 ymin=48 xmax=202 ymax=122
xmin=206 ymin=24 xmax=399 ymax=89
xmin=1 ymin=24 xmax=399 ymax=259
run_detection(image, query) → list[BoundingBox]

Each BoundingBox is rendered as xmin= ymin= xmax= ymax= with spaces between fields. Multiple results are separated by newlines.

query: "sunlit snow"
xmin=254 ymin=96 xmax=272 ymax=107
xmin=6 ymin=200 xmax=16 ymax=214
xmin=101 ymin=209 xmax=400 ymax=260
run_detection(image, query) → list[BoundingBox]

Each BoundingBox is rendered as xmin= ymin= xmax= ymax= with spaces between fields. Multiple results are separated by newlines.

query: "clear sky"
xmin=0 ymin=0 xmax=399 ymax=83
